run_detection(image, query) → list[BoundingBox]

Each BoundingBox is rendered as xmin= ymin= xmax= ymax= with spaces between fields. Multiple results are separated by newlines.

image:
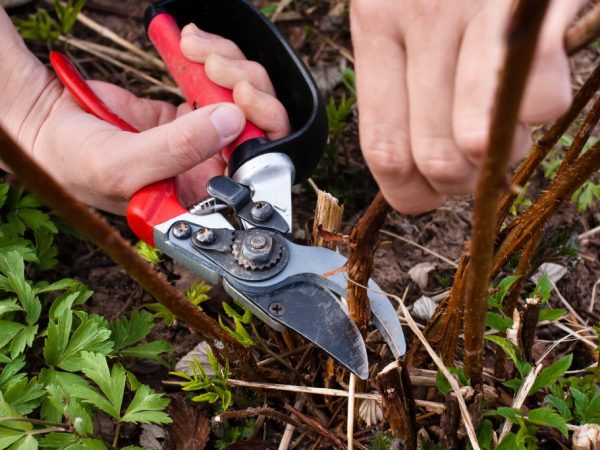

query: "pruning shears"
xmin=50 ymin=0 xmax=405 ymax=379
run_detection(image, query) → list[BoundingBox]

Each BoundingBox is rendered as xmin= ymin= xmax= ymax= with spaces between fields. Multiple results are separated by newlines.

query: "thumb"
xmin=122 ymin=103 xmax=245 ymax=186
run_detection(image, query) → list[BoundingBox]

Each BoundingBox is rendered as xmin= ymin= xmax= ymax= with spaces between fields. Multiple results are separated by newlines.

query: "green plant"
xmin=135 ymin=241 xmax=163 ymax=265
xmin=0 ymin=182 xmax=172 ymax=448
xmin=171 ymin=349 xmax=232 ymax=411
xmin=213 ymin=419 xmax=256 ymax=450
xmin=492 ymin=407 xmax=568 ymax=448
xmin=14 ymin=0 xmax=86 ymax=43
xmin=542 ymin=135 xmax=600 ymax=212
xmin=146 ymin=280 xmax=211 ymax=326
xmin=218 ymin=301 xmax=254 ymax=346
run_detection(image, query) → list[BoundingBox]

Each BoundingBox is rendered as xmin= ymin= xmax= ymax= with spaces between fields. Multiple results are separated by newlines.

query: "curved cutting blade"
xmin=226 ymin=276 xmax=369 ymax=379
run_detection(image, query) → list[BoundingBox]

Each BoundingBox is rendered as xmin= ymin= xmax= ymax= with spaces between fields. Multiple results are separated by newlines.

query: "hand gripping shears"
xmin=50 ymin=0 xmax=405 ymax=379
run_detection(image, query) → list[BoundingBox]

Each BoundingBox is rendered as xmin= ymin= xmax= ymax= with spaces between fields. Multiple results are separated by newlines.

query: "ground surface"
xmin=5 ymin=0 xmax=600 ymax=448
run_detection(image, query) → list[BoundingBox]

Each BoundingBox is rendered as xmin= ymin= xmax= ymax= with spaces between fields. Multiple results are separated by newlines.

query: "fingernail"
xmin=209 ymin=105 xmax=244 ymax=138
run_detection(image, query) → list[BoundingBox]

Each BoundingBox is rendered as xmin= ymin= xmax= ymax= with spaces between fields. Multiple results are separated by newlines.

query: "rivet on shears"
xmin=172 ymin=221 xmax=192 ymax=239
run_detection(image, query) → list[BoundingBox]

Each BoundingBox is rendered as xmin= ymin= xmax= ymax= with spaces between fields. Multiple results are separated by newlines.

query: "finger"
xmin=180 ymin=23 xmax=245 ymax=62
xmin=177 ymin=153 xmax=226 ymax=206
xmin=453 ymin=1 xmax=513 ymax=163
xmin=404 ymin=4 xmax=478 ymax=196
xmin=90 ymin=103 xmax=245 ymax=212
xmin=87 ymin=80 xmax=178 ymax=130
xmin=205 ymin=54 xmax=276 ymax=96
xmin=233 ymin=80 xmax=290 ymax=140
xmin=351 ymin=0 xmax=444 ymax=214
xmin=520 ymin=0 xmax=585 ymax=123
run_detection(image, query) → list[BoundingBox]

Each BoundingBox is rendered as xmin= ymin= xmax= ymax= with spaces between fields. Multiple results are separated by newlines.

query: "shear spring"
xmin=188 ymin=197 xmax=229 ymax=216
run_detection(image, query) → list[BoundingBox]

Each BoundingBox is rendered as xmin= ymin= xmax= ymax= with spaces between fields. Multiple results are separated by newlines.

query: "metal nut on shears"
xmin=232 ymin=229 xmax=283 ymax=271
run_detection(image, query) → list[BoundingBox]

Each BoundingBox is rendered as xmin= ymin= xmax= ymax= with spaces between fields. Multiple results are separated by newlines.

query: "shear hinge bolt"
xmin=268 ymin=301 xmax=286 ymax=317
xmin=172 ymin=222 xmax=192 ymax=239
xmin=195 ymin=227 xmax=216 ymax=245
xmin=250 ymin=201 xmax=274 ymax=222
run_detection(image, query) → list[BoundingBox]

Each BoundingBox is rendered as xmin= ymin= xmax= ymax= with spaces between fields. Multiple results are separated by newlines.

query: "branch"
xmin=347 ymin=192 xmax=391 ymax=332
xmin=566 ymin=2 xmax=600 ymax=55
xmin=0 ymin=126 xmax=257 ymax=376
xmin=462 ymin=0 xmax=551 ymax=386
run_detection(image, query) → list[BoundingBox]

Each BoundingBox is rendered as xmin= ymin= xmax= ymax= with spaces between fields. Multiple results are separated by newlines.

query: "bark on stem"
xmin=0 ymin=126 xmax=257 ymax=376
xmin=566 ymin=2 xmax=600 ymax=55
xmin=463 ymin=0 xmax=551 ymax=386
xmin=347 ymin=192 xmax=391 ymax=333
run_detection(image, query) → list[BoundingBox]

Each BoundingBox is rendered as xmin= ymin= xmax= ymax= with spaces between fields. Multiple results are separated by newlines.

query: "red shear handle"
xmin=147 ymin=13 xmax=266 ymax=161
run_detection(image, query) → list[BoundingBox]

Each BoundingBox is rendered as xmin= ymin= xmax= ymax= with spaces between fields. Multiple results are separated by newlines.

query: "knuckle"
xmin=361 ymin=129 xmax=415 ymax=179
xmin=455 ymin=129 xmax=488 ymax=161
xmin=413 ymin=138 xmax=472 ymax=187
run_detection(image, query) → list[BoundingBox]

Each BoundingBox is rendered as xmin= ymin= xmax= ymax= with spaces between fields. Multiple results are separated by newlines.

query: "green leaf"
xmin=571 ymin=387 xmax=590 ymax=421
xmin=485 ymin=336 xmax=522 ymax=368
xmin=488 ymin=275 xmax=521 ymax=310
xmin=531 ymin=355 xmax=572 ymax=393
xmin=527 ymin=407 xmax=568 ymax=437
xmin=118 ymin=341 xmax=172 ymax=366
xmin=45 ymin=383 xmax=93 ymax=436
xmin=538 ymin=308 xmax=566 ymax=322
xmin=145 ymin=303 xmax=176 ymax=327
xmin=185 ymin=281 xmax=211 ymax=307
xmin=10 ymin=434 xmax=38 ymax=450
xmin=135 ymin=241 xmax=162 ymax=265
xmin=121 ymin=385 xmax=171 ymax=424
xmin=9 ymin=325 xmax=38 ymax=359
xmin=0 ymin=252 xmax=41 ymax=325
xmin=3 ymin=377 xmax=45 ymax=415
xmin=44 ymin=309 xmax=113 ymax=371
xmin=486 ymin=312 xmax=513 ymax=331
xmin=532 ymin=274 xmax=552 ymax=304
xmin=0 ymin=356 xmax=27 ymax=390
xmin=546 ymin=394 xmax=571 ymax=420
xmin=467 ymin=419 xmax=493 ymax=450
xmin=493 ymin=407 xmax=523 ymax=423
xmin=79 ymin=352 xmax=125 ymax=418
xmin=110 ymin=310 xmax=154 ymax=352
xmin=0 ymin=321 xmax=25 ymax=349
xmin=192 ymin=392 xmax=220 ymax=404
xmin=0 ymin=184 xmax=9 ymax=208
xmin=18 ymin=208 xmax=56 ymax=233
xmin=0 ymin=299 xmax=22 ymax=317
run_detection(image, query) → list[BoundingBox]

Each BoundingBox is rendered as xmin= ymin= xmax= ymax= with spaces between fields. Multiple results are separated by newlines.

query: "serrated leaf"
xmin=119 ymin=341 xmax=172 ymax=366
xmin=45 ymin=383 xmax=94 ymax=437
xmin=572 ymin=387 xmax=590 ymax=420
xmin=38 ymin=433 xmax=79 ymax=449
xmin=122 ymin=385 xmax=171 ymax=424
xmin=503 ymin=378 xmax=523 ymax=391
xmin=110 ymin=310 xmax=154 ymax=352
xmin=3 ymin=376 xmax=45 ymax=415
xmin=34 ymin=278 xmax=80 ymax=295
xmin=493 ymin=407 xmax=523 ymax=423
xmin=34 ymin=229 xmax=57 ymax=271
xmin=0 ymin=356 xmax=27 ymax=389
xmin=0 ymin=321 xmax=25 ymax=349
xmin=0 ymin=252 xmax=41 ymax=325
xmin=145 ymin=303 xmax=176 ymax=327
xmin=538 ymin=308 xmax=566 ymax=322
xmin=546 ymin=394 xmax=571 ymax=420
xmin=0 ymin=299 xmax=22 ymax=317
xmin=17 ymin=208 xmax=57 ymax=233
xmin=527 ymin=407 xmax=568 ymax=437
xmin=79 ymin=352 xmax=125 ymax=418
xmin=531 ymin=355 xmax=572 ymax=393
xmin=9 ymin=325 xmax=38 ymax=359
xmin=136 ymin=241 xmax=162 ymax=265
